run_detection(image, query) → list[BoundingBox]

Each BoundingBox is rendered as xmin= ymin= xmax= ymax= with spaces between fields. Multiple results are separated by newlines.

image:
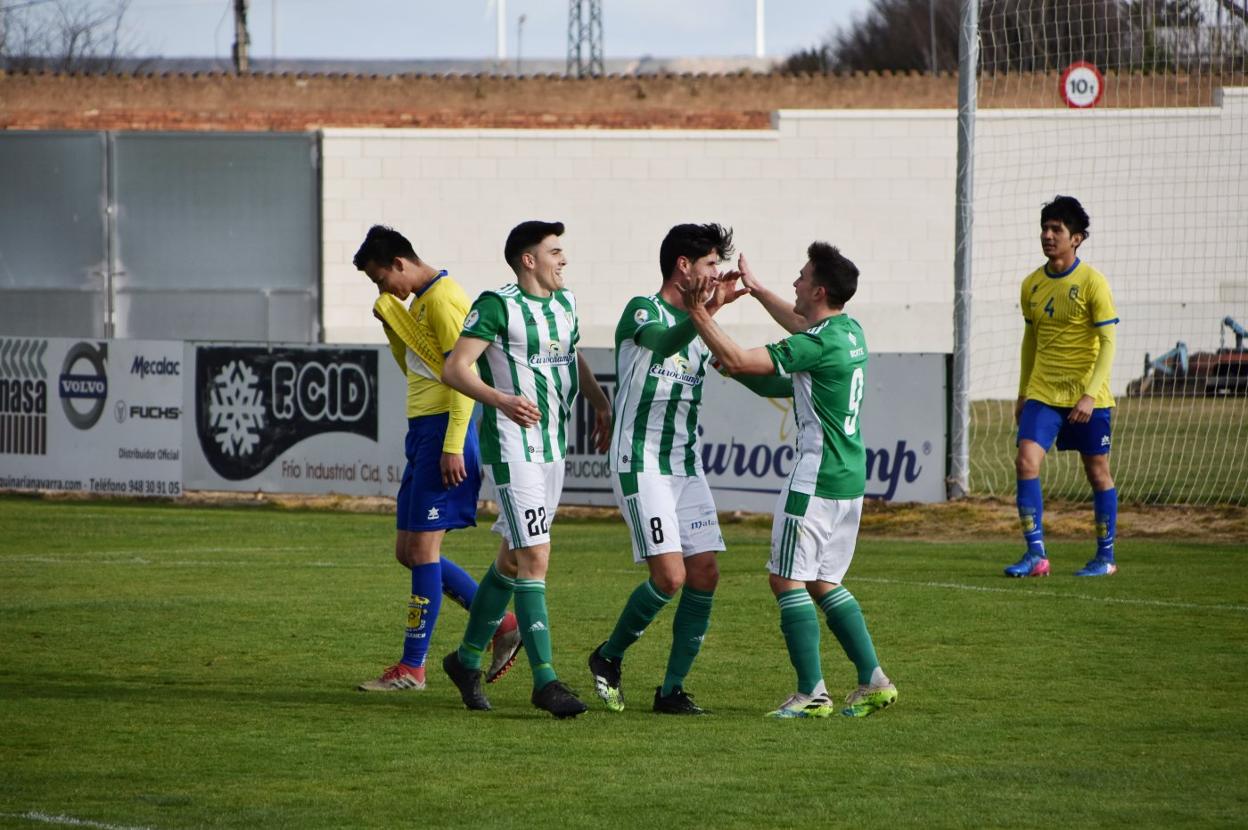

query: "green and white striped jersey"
xmin=765 ymin=314 xmax=868 ymax=499
xmin=611 ymin=295 xmax=711 ymax=476
xmin=461 ymin=283 xmax=581 ymax=464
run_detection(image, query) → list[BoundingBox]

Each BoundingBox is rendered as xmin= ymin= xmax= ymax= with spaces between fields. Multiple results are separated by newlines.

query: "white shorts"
xmin=769 ymin=489 xmax=863 ymax=584
xmin=612 ymin=470 xmax=725 ymax=563
xmin=487 ymin=461 xmax=565 ymax=549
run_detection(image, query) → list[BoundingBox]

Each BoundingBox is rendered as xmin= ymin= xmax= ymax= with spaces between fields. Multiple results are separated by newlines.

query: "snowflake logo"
xmin=209 ymin=360 xmax=266 ymax=457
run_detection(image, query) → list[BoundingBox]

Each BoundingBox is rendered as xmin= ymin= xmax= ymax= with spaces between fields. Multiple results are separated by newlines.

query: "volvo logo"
xmin=59 ymin=342 xmax=109 ymax=430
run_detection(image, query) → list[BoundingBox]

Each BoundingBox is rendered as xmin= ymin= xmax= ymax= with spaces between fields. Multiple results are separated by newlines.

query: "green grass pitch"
xmin=1 ymin=497 xmax=1245 ymax=828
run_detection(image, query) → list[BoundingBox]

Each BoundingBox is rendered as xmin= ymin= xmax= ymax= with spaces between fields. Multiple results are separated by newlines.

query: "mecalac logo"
xmin=59 ymin=341 xmax=108 ymax=430
xmin=195 ymin=346 xmax=378 ymax=480
xmin=0 ymin=338 xmax=49 ymax=455
xmin=131 ymin=355 xmax=181 ymax=379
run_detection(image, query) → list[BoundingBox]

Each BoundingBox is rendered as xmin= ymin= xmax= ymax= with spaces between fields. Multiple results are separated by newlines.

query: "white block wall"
xmin=321 ymin=90 xmax=1246 ymax=399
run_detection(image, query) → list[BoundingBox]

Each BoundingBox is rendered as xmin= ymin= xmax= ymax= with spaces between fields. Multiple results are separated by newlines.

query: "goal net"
xmin=968 ymin=0 xmax=1248 ymax=505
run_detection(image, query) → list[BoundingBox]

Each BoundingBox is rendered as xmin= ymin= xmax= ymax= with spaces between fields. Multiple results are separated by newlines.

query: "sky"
xmin=88 ymin=0 xmax=873 ymax=63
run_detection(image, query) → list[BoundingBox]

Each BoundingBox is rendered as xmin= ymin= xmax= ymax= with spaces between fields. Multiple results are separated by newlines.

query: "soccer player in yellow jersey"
xmin=1006 ymin=197 xmax=1120 ymax=578
xmin=352 ymin=225 xmax=521 ymax=691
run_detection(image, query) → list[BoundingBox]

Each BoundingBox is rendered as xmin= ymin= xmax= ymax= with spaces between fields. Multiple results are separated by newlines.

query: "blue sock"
xmin=400 ymin=562 xmax=443 ymax=668
xmin=1017 ymin=477 xmax=1046 ymax=556
xmin=1094 ymin=487 xmax=1117 ymax=561
xmin=439 ymin=557 xmax=478 ymax=611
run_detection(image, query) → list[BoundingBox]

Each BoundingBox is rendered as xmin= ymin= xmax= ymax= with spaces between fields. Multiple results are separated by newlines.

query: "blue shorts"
xmin=1017 ymin=399 xmax=1113 ymax=456
xmin=396 ymin=413 xmax=482 ymax=532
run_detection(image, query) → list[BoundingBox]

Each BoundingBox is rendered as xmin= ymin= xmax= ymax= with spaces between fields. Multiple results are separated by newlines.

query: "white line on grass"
xmin=1 ymin=811 xmax=157 ymax=830
xmin=853 ymin=576 xmax=1248 ymax=613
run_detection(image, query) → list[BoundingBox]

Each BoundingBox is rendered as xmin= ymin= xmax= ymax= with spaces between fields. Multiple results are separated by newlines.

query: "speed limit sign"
xmin=1060 ymin=61 xmax=1104 ymax=108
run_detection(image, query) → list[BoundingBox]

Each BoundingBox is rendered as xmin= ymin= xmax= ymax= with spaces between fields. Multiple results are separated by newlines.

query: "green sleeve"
xmin=615 ymin=296 xmax=698 ymax=358
xmin=461 ymin=293 xmax=506 ymax=341
xmin=731 ymin=372 xmax=793 ymax=398
xmin=765 ymin=332 xmax=824 ymax=375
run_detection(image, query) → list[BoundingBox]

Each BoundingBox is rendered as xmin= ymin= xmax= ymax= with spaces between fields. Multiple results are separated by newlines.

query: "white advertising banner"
xmin=182 ymin=342 xmax=408 ymax=496
xmin=0 ymin=336 xmax=184 ymax=496
xmin=563 ymin=348 xmax=948 ymax=510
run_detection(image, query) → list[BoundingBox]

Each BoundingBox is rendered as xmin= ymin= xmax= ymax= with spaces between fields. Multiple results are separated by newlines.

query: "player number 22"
xmin=525 ymin=507 xmax=549 ymax=537
xmin=843 ymin=367 xmax=865 ymax=436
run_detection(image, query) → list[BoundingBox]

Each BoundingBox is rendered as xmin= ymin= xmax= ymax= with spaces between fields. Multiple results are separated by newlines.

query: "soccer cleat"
xmin=840 ymin=683 xmax=898 ymax=718
xmin=587 ymin=642 xmax=625 ymax=712
xmin=356 ymin=663 xmax=426 ymax=692
xmin=531 ymin=679 xmax=589 ymax=719
xmin=441 ymin=651 xmax=491 ymax=711
xmin=653 ymin=686 xmax=706 ymax=715
xmin=765 ymin=692 xmax=835 ymax=719
xmin=1004 ymin=552 xmax=1050 ymax=578
xmin=485 ymin=611 xmax=523 ymax=684
xmin=1074 ymin=556 xmax=1118 ymax=577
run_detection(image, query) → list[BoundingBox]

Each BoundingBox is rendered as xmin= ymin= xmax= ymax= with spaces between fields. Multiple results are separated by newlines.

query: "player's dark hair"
xmin=352 ymin=225 xmax=418 ymax=270
xmin=1041 ymin=195 xmax=1091 ymax=240
xmin=504 ymin=220 xmax=565 ymax=274
xmin=807 ymin=242 xmax=859 ymax=309
xmin=659 ymin=223 xmax=735 ymax=281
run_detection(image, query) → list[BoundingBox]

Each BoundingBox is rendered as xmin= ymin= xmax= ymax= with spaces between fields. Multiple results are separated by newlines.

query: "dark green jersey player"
xmin=684 ymin=242 xmax=897 ymax=720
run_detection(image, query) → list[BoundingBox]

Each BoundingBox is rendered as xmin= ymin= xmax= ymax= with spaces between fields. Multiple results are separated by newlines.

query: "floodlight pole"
xmin=232 ymin=0 xmax=250 ymax=73
xmin=950 ymin=0 xmax=978 ymax=499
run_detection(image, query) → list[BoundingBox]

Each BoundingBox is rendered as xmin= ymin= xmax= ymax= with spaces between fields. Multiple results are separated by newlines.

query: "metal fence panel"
xmin=111 ymin=133 xmax=320 ymax=342
xmin=0 ymin=132 xmax=108 ymax=337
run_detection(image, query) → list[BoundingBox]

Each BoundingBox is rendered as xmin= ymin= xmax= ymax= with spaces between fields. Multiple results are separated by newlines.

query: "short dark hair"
xmin=504 ymin=220 xmax=565 ymax=274
xmin=659 ymin=223 xmax=735 ymax=281
xmin=352 ymin=225 xmax=418 ymax=271
xmin=1040 ymin=195 xmax=1090 ymax=240
xmin=807 ymin=242 xmax=859 ymax=308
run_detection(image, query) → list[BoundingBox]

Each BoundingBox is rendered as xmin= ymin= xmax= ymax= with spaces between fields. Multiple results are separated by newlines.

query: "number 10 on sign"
xmin=1061 ymin=61 xmax=1105 ymax=109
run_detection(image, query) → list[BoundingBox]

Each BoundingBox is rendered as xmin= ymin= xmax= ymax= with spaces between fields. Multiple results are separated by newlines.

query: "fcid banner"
xmin=0 ymin=337 xmax=184 ymax=496
xmin=182 ymin=343 xmax=408 ymax=495
xmin=562 ymin=348 xmax=947 ymax=510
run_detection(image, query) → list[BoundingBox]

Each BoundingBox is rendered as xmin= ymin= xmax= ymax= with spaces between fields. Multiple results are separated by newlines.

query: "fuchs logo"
xmin=115 ymin=400 xmax=181 ymax=423
xmin=59 ymin=341 xmax=109 ymax=430
xmin=0 ymin=339 xmax=49 ymax=455
xmin=131 ymin=355 xmax=181 ymax=379
xmin=195 ymin=346 xmax=378 ymax=480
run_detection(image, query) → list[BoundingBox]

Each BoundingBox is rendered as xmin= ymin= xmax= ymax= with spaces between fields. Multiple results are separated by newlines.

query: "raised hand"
xmin=705 ymin=270 xmax=749 ymax=313
xmin=680 ymin=273 xmax=713 ymax=313
xmin=737 ymin=253 xmax=762 ymax=294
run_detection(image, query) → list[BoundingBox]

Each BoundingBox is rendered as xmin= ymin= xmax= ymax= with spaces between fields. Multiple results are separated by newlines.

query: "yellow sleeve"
xmin=380 ymin=323 xmax=406 ymax=372
xmin=442 ymin=386 xmax=474 ymax=454
xmin=1018 ymin=322 xmax=1037 ymax=398
xmin=1084 ymin=323 xmax=1116 ymax=398
xmin=373 ymin=293 xmax=444 ymax=378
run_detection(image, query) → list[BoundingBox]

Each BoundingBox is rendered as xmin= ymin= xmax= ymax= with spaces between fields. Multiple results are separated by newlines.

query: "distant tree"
xmin=1 ymin=0 xmax=142 ymax=72
xmin=783 ymin=0 xmax=1244 ymax=74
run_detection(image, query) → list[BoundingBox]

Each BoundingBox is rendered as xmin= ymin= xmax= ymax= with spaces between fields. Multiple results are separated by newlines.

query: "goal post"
xmin=957 ymin=0 xmax=1248 ymax=506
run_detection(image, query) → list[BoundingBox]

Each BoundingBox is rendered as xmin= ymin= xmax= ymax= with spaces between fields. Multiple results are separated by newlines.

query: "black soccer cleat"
xmin=653 ymin=686 xmax=706 ymax=715
xmin=531 ymin=679 xmax=589 ymax=719
xmin=442 ymin=651 xmax=491 ymax=711
xmin=587 ymin=642 xmax=625 ymax=712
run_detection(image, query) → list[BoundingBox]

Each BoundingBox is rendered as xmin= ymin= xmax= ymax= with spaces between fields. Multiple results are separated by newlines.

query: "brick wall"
xmin=2 ymin=70 xmax=1238 ymax=131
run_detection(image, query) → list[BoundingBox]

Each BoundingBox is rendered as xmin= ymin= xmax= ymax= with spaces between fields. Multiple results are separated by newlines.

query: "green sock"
xmin=778 ymin=588 xmax=822 ymax=695
xmin=603 ymin=578 xmax=673 ymax=660
xmin=456 ymin=564 xmax=514 ymax=670
xmin=661 ymin=586 xmax=713 ymax=696
xmin=819 ymin=586 xmax=880 ymax=685
xmin=514 ymin=578 xmax=557 ymax=690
